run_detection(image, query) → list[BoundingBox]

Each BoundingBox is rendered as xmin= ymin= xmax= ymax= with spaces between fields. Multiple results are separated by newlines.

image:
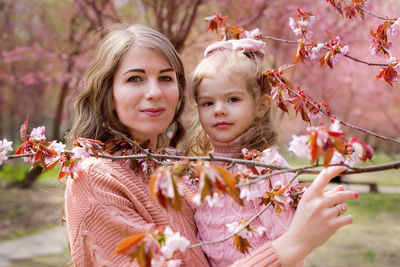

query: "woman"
xmin=65 ymin=23 xmax=357 ymax=266
xmin=65 ymin=24 xmax=208 ymax=266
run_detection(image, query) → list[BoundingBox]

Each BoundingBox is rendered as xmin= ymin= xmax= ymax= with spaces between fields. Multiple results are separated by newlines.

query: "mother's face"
xmin=112 ymin=45 xmax=179 ymax=149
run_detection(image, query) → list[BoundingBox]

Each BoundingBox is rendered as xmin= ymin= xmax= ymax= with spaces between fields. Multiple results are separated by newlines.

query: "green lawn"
xmin=306 ymin=193 xmax=400 ymax=267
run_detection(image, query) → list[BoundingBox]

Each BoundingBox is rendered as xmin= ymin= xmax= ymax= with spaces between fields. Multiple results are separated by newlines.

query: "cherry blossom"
xmin=0 ymin=139 xmax=13 ymax=166
xmin=288 ymin=135 xmax=311 ymax=160
xmin=226 ymin=220 xmax=265 ymax=239
xmin=71 ymin=146 xmax=91 ymax=160
xmin=47 ymin=141 xmax=66 ymax=155
xmin=161 ymin=226 xmax=190 ymax=259
xmin=29 ymin=126 xmax=46 ymax=141
xmin=239 ymin=180 xmax=266 ymax=202
xmin=388 ymin=18 xmax=400 ymax=37
xmin=244 ymin=28 xmax=262 ymax=40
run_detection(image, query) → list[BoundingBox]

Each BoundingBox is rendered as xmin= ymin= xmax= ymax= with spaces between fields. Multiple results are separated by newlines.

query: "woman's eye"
xmin=160 ymin=76 xmax=173 ymax=82
xmin=127 ymin=76 xmax=142 ymax=83
xmin=228 ymin=97 xmax=240 ymax=103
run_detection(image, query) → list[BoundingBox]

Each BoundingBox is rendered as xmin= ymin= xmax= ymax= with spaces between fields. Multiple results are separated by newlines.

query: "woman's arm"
xmin=65 ymin=161 xmax=153 ymax=267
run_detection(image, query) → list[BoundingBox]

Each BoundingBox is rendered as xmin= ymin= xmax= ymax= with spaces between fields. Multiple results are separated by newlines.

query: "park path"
xmin=0 ymin=226 xmax=67 ymax=267
xmin=0 ymin=184 xmax=400 ymax=266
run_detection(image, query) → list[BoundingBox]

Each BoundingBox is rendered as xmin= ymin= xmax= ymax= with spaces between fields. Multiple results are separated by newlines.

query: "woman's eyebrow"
xmin=160 ymin=68 xmax=174 ymax=73
xmin=122 ymin=68 xmax=174 ymax=75
xmin=122 ymin=69 xmax=145 ymax=75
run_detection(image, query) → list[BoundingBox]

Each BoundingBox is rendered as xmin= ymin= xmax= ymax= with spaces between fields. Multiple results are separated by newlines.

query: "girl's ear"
xmin=256 ymin=94 xmax=272 ymax=117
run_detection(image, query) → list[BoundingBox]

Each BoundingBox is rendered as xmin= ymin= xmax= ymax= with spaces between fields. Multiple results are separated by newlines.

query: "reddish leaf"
xmin=324 ymin=147 xmax=334 ymax=167
xmin=15 ymin=142 xmax=28 ymax=155
xmin=214 ymin=166 xmax=243 ymax=205
xmin=233 ymin=235 xmax=252 ymax=255
xmin=20 ymin=116 xmax=29 ymax=141
xmin=376 ymin=65 xmax=398 ymax=86
xmin=114 ymin=233 xmax=147 ymax=255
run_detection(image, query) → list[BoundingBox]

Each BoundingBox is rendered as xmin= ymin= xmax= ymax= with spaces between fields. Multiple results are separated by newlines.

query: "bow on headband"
xmin=204 ymin=38 xmax=271 ymax=94
xmin=204 ymin=38 xmax=266 ymax=59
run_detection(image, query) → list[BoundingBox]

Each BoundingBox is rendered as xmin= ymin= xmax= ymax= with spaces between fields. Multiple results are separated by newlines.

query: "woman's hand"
xmin=272 ymin=166 xmax=359 ymax=267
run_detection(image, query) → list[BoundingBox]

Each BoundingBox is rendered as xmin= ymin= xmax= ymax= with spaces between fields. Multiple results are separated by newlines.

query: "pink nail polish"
xmin=354 ymin=192 xmax=359 ymax=198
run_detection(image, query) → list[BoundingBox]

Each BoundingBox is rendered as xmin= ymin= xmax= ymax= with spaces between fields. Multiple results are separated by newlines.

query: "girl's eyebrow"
xmin=122 ymin=68 xmax=174 ymax=75
xmin=197 ymin=95 xmax=212 ymax=100
xmin=224 ymin=89 xmax=247 ymax=95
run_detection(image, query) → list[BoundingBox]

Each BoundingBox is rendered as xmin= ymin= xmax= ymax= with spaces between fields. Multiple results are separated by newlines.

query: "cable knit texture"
xmin=194 ymin=134 xmax=299 ymax=267
xmin=65 ymin=156 xmax=209 ymax=267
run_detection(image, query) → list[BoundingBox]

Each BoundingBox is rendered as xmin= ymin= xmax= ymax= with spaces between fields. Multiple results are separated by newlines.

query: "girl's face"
xmin=197 ymin=70 xmax=258 ymax=143
xmin=112 ymin=45 xmax=179 ymax=149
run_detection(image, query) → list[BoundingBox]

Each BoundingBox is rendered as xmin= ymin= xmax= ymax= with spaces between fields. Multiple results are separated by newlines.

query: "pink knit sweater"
xmin=65 ymin=156 xmax=209 ymax=267
xmin=194 ymin=137 xmax=298 ymax=267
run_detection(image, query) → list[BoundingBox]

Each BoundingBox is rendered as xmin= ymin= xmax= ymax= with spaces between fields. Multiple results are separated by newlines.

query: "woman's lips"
xmin=142 ymin=107 xmax=166 ymax=117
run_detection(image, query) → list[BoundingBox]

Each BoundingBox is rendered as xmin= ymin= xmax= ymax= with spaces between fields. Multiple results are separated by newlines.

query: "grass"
xmin=8 ymin=249 xmax=71 ymax=267
xmin=0 ymin=163 xmax=61 ymax=187
xmin=305 ymin=193 xmax=400 ymax=267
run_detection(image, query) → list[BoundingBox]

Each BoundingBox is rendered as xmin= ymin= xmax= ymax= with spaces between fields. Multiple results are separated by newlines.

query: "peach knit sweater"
xmin=194 ymin=136 xmax=299 ymax=267
xmin=65 ymin=157 xmax=209 ymax=267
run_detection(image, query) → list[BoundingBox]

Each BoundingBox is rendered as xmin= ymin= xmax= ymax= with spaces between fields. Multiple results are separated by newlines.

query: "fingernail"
xmin=354 ymin=192 xmax=359 ymax=198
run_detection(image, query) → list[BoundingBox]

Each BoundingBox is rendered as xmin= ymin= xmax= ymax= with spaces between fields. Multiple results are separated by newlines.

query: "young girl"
xmin=186 ymin=39 xmax=303 ymax=266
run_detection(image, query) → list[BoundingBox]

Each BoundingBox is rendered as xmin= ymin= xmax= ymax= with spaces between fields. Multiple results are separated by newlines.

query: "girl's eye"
xmin=127 ymin=76 xmax=142 ymax=83
xmin=160 ymin=76 xmax=173 ymax=82
xmin=228 ymin=97 xmax=240 ymax=103
xmin=201 ymin=101 xmax=213 ymax=107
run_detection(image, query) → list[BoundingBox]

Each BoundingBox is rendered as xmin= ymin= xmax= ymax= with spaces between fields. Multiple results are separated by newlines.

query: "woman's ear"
xmin=256 ymin=94 xmax=272 ymax=117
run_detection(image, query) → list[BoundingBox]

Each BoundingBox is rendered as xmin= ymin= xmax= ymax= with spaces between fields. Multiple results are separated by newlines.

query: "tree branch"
xmin=6 ymin=151 xmax=400 ymax=175
xmin=260 ymin=35 xmax=389 ymax=67
xmin=273 ymin=74 xmax=400 ymax=145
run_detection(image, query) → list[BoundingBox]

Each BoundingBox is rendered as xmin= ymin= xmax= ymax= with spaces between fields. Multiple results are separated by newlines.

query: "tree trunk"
xmin=8 ymin=165 xmax=43 ymax=189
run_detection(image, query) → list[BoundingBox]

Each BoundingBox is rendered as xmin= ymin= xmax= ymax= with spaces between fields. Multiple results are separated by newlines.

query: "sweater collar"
xmin=208 ymin=127 xmax=254 ymax=157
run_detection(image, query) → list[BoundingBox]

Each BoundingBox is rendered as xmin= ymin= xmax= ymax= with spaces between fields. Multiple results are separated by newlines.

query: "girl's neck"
xmin=208 ymin=135 xmax=243 ymax=156
xmin=207 ymin=127 xmax=255 ymax=157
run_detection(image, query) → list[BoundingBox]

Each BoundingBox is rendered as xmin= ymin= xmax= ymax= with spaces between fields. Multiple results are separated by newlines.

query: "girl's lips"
xmin=142 ymin=107 xmax=166 ymax=117
xmin=214 ymin=122 xmax=232 ymax=129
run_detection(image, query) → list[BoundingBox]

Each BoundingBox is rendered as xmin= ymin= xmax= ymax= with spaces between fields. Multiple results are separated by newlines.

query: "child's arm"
xmin=232 ymin=166 xmax=357 ymax=267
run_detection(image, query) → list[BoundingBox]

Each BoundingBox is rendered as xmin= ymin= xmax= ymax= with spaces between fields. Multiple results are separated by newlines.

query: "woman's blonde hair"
xmin=68 ymin=24 xmax=185 ymax=147
xmin=184 ymin=50 xmax=277 ymax=157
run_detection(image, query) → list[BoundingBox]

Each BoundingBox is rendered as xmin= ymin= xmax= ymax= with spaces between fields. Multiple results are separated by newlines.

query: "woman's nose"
xmin=145 ymin=80 xmax=162 ymax=100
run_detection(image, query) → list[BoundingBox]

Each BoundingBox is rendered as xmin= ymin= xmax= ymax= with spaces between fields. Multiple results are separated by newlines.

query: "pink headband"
xmin=204 ymin=38 xmax=266 ymax=59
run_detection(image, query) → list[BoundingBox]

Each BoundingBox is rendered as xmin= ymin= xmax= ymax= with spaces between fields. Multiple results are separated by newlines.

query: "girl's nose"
xmin=214 ymin=102 xmax=227 ymax=116
xmin=145 ymin=79 xmax=162 ymax=100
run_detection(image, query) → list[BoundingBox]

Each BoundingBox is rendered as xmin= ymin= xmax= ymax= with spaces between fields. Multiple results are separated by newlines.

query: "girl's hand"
xmin=272 ymin=166 xmax=358 ymax=267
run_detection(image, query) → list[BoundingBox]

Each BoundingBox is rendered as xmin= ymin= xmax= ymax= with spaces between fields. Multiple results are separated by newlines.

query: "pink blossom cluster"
xmin=160 ymin=227 xmax=191 ymax=259
xmin=288 ymin=120 xmax=373 ymax=167
xmin=0 ymin=139 xmax=13 ymax=166
xmin=192 ymin=163 xmax=225 ymax=207
xmin=369 ymin=39 xmax=393 ymax=56
xmin=388 ymin=18 xmax=400 ymax=37
xmin=154 ymin=166 xmax=183 ymax=199
xmin=29 ymin=126 xmax=46 ymax=141
xmin=1 ymin=45 xmax=58 ymax=64
xmin=226 ymin=220 xmax=265 ymax=239
xmin=288 ymin=9 xmax=315 ymax=39
xmin=125 ymin=227 xmax=190 ymax=267
xmin=20 ymin=71 xmax=53 ymax=86
xmin=244 ymin=28 xmax=262 ymax=40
